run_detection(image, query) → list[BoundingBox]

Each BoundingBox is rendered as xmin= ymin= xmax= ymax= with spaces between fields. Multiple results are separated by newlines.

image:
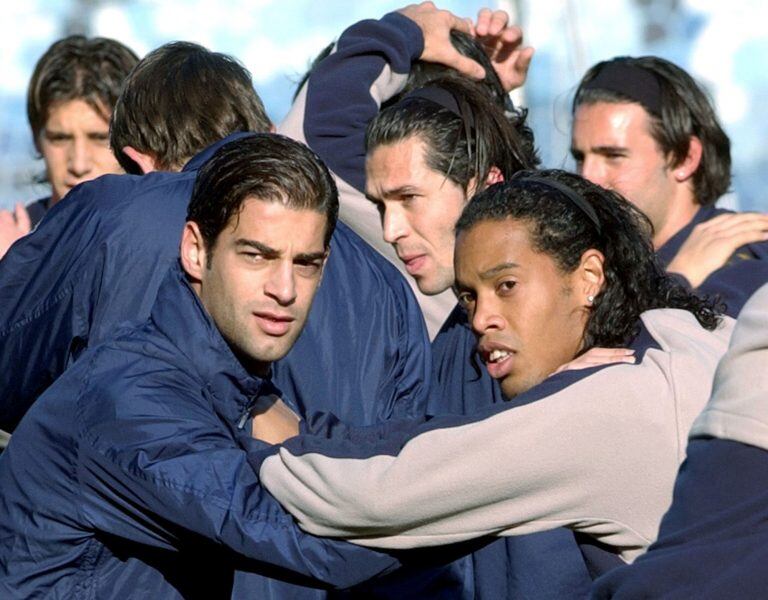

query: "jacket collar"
xmin=656 ymin=205 xmax=722 ymax=266
xmin=150 ymin=262 xmax=278 ymax=425
xmin=182 ymin=132 xmax=258 ymax=173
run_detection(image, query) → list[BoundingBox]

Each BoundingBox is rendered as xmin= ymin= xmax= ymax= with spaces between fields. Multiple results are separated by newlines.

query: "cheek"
xmin=40 ymin=146 xmax=66 ymax=175
xmin=92 ymin=145 xmax=121 ymax=170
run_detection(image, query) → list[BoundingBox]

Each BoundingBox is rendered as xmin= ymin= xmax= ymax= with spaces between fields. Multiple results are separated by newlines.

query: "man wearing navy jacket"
xmin=0 ymin=134 xmax=420 ymax=598
xmin=571 ymin=55 xmax=768 ymax=316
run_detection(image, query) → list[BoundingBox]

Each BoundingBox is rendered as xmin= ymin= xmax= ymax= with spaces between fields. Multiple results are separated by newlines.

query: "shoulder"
xmin=74 ymin=327 xmax=206 ymax=436
xmin=326 ymin=221 xmax=416 ymax=303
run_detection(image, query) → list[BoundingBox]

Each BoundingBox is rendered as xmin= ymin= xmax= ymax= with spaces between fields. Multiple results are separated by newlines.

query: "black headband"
xmin=401 ymin=86 xmax=476 ymax=161
xmin=581 ymin=62 xmax=662 ymax=115
xmin=512 ymin=173 xmax=602 ymax=235
xmin=403 ymin=86 xmax=475 ymax=128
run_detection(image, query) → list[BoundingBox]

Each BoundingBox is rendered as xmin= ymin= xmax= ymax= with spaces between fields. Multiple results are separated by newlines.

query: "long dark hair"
xmin=456 ymin=169 xmax=722 ymax=349
xmin=366 ymin=76 xmax=535 ymax=194
xmin=573 ymin=56 xmax=731 ymax=206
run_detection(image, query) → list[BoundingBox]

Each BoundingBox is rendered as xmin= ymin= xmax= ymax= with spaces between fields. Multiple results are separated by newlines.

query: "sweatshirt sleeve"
xmin=277 ymin=12 xmax=423 ymax=192
xmin=259 ymin=358 xmax=686 ymax=562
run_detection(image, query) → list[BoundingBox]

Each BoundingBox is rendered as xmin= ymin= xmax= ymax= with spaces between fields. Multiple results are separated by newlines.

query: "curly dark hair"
xmin=455 ymin=169 xmax=722 ymax=350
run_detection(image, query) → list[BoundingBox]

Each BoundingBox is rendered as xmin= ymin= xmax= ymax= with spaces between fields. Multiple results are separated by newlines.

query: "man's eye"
xmin=497 ymin=280 xmax=516 ymax=295
xmin=242 ymin=252 xmax=265 ymax=262
xmin=295 ymin=260 xmax=323 ymax=276
xmin=89 ymin=134 xmax=110 ymax=145
xmin=456 ymin=292 xmax=475 ymax=309
xmin=45 ymin=134 xmax=69 ymax=144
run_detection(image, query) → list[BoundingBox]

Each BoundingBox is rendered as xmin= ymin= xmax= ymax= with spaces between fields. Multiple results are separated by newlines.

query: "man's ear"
xmin=578 ymin=248 xmax=606 ymax=306
xmin=672 ymin=136 xmax=703 ymax=183
xmin=180 ymin=221 xmax=208 ymax=284
xmin=122 ymin=146 xmax=160 ymax=174
xmin=485 ymin=165 xmax=504 ymax=187
xmin=467 ymin=166 xmax=505 ymax=197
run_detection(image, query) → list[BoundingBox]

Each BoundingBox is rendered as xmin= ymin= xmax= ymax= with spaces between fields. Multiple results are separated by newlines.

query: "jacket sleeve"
xmin=277 ymin=12 xmax=422 ymax=193
xmin=0 ymin=185 xmax=99 ymax=431
xmin=74 ymin=365 xmax=402 ymax=589
xmin=696 ymin=249 xmax=768 ymax=317
xmin=258 ymin=359 xmax=690 ymax=561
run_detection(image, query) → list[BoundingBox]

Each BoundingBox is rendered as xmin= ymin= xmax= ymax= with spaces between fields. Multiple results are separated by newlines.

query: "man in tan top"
xmin=256 ymin=170 xmax=734 ymax=578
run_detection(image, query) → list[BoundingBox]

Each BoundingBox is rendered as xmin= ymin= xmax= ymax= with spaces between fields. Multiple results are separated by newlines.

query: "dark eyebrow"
xmin=591 ymin=145 xmax=629 ymax=155
xmin=479 ymin=262 xmax=520 ymax=280
xmin=235 ymin=239 xmax=326 ymax=263
xmin=377 ymin=185 xmax=421 ymax=200
xmin=235 ymin=239 xmax=279 ymax=258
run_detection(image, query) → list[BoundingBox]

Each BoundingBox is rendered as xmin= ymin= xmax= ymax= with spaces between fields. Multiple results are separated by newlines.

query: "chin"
xmin=500 ymin=373 xmax=544 ymax=400
xmin=417 ymin=277 xmax=452 ymax=297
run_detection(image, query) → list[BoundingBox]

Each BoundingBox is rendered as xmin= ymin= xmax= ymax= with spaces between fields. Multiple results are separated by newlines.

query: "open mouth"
xmin=481 ymin=348 xmax=515 ymax=379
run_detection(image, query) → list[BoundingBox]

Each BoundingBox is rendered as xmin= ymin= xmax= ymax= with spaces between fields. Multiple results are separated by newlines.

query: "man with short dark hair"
xmin=571 ymin=55 xmax=768 ymax=316
xmin=0 ymin=35 xmax=138 ymax=258
xmin=0 ymin=134 xmax=405 ymax=598
xmin=110 ymin=41 xmax=271 ymax=174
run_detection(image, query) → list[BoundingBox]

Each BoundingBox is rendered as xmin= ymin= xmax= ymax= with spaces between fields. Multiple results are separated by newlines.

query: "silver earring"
xmin=587 ymin=295 xmax=595 ymax=304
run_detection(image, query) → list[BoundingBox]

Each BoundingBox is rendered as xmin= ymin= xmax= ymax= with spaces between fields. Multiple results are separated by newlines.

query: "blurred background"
xmin=2 ymin=0 xmax=767 ymax=211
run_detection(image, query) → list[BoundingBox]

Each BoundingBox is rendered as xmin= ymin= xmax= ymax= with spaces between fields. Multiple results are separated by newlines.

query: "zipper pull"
xmin=237 ymin=396 xmax=257 ymax=430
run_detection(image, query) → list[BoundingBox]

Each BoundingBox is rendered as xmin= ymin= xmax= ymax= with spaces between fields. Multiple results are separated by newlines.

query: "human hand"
xmin=667 ymin=212 xmax=768 ymax=288
xmin=551 ymin=347 xmax=635 ymax=376
xmin=399 ymin=1 xmax=486 ymax=80
xmin=473 ymin=8 xmax=534 ymax=92
xmin=251 ymin=395 xmax=301 ymax=445
xmin=0 ymin=203 xmax=32 ymax=260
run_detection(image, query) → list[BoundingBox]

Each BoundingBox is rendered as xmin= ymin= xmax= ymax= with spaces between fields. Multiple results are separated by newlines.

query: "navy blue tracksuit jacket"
xmin=0 ymin=265 xmax=414 ymax=598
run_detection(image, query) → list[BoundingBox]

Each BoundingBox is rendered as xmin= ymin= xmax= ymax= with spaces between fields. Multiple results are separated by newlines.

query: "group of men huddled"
xmin=1 ymin=3 xmax=768 ymax=598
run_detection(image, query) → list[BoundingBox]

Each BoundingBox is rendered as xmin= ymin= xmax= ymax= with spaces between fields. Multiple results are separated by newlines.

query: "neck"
xmin=652 ymin=189 xmax=700 ymax=249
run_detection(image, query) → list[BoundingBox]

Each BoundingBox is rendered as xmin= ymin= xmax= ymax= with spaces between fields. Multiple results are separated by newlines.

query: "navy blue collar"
xmin=182 ymin=132 xmax=258 ymax=173
xmin=150 ymin=262 xmax=277 ymax=422
xmin=656 ymin=205 xmax=724 ymax=266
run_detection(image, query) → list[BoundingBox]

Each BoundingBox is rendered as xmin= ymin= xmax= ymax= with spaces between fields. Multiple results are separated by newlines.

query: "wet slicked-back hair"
xmin=111 ymin=42 xmax=272 ymax=174
xmin=399 ymin=30 xmax=537 ymax=166
xmin=456 ymin=169 xmax=721 ymax=350
xmin=366 ymin=76 xmax=535 ymax=195
xmin=27 ymin=35 xmax=138 ymax=152
xmin=296 ymin=31 xmax=537 ymax=165
xmin=573 ymin=56 xmax=731 ymax=206
xmin=188 ymin=133 xmax=338 ymax=258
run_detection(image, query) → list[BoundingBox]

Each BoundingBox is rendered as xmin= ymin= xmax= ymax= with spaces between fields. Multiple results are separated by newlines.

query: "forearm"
xmin=278 ymin=12 xmax=423 ymax=192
